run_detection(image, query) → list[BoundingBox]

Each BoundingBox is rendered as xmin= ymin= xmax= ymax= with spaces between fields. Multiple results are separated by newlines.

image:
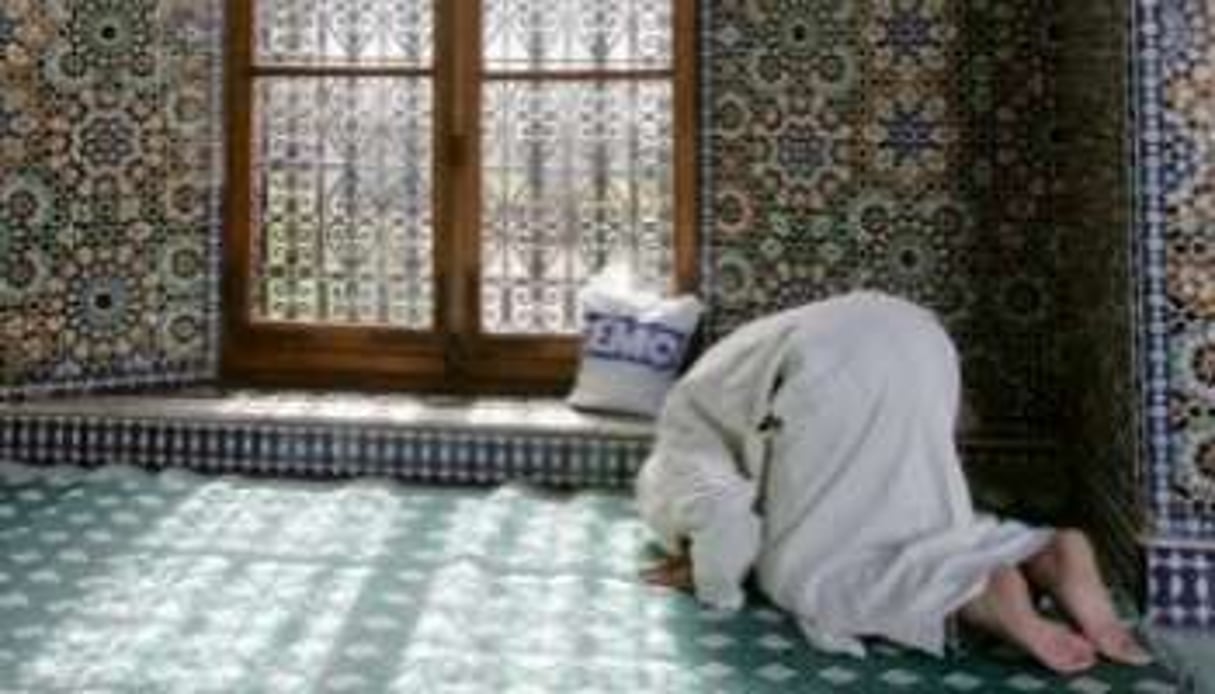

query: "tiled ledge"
xmin=0 ymin=390 xmax=653 ymax=488
xmin=0 ymin=390 xmax=653 ymax=437
xmin=0 ymin=390 xmax=1056 ymax=492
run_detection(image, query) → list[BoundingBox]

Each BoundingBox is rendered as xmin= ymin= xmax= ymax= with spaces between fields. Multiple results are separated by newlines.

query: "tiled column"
xmin=1136 ymin=0 xmax=1215 ymax=628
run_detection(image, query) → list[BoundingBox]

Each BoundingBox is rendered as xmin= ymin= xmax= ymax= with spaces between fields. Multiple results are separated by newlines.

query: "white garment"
xmin=636 ymin=291 xmax=1051 ymax=656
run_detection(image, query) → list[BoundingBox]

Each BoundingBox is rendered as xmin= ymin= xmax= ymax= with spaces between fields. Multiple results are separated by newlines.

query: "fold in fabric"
xmin=636 ymin=292 xmax=1052 ymax=656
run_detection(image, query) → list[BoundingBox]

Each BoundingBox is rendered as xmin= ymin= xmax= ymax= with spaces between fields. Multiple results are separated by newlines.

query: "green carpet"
xmin=0 ymin=463 xmax=1180 ymax=693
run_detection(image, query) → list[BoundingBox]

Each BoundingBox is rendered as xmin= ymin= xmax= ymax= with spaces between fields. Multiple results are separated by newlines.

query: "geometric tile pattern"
xmin=1054 ymin=0 xmax=1143 ymax=593
xmin=1147 ymin=546 xmax=1215 ymax=629
xmin=3 ymin=0 xmax=1058 ymax=451
xmin=1139 ymin=0 xmax=1215 ymax=528
xmin=0 ymin=463 xmax=1181 ymax=692
xmin=0 ymin=0 xmax=222 ymax=398
xmin=1135 ymin=0 xmax=1215 ymax=626
xmin=699 ymin=1 xmax=1057 ymax=441
xmin=0 ymin=392 xmax=1063 ymax=505
xmin=3 ymin=2 xmax=1059 ymax=444
xmin=2 ymin=0 xmax=1193 ymax=629
xmin=0 ymin=394 xmax=655 ymax=489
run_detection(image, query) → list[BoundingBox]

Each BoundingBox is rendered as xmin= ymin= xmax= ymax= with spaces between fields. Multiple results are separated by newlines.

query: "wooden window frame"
xmin=222 ymin=0 xmax=699 ymax=393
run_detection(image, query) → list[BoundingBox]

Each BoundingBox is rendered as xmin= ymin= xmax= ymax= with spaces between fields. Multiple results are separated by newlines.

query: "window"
xmin=223 ymin=0 xmax=697 ymax=392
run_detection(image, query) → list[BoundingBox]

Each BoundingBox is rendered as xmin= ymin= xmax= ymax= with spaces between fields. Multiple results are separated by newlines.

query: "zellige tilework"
xmin=0 ymin=463 xmax=1181 ymax=692
xmin=0 ymin=0 xmax=223 ymax=398
xmin=1135 ymin=0 xmax=1215 ymax=626
xmin=700 ymin=0 xmax=1057 ymax=443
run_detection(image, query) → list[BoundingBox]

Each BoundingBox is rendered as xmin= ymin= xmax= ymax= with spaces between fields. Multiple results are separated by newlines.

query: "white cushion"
xmin=568 ymin=275 xmax=703 ymax=418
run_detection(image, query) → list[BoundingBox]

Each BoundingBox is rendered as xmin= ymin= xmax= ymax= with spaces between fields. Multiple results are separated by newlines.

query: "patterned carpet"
xmin=0 ymin=464 xmax=1180 ymax=693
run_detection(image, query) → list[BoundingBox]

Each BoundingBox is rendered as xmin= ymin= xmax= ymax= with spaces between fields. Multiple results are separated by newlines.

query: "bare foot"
xmin=1023 ymin=529 xmax=1153 ymax=666
xmin=1085 ymin=624 xmax=1154 ymax=667
xmin=960 ymin=565 xmax=1097 ymax=674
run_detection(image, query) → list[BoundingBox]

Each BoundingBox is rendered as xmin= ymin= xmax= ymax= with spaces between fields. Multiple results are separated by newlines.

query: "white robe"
xmin=636 ymin=291 xmax=1051 ymax=656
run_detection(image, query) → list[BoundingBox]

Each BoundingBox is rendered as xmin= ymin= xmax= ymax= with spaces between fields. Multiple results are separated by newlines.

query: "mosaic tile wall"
xmin=699 ymin=1 xmax=1058 ymax=441
xmin=1 ymin=0 xmax=1203 ymax=627
xmin=0 ymin=0 xmax=223 ymax=399
xmin=1135 ymin=0 xmax=1215 ymax=626
xmin=1053 ymin=1 xmax=1143 ymax=593
xmin=0 ymin=1 xmax=1059 ymax=440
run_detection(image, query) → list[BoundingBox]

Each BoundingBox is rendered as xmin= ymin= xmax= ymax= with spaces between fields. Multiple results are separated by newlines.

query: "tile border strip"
xmin=0 ymin=410 xmax=1058 ymax=490
xmin=1133 ymin=0 xmax=1174 ymax=535
xmin=1147 ymin=544 xmax=1215 ymax=628
xmin=0 ymin=415 xmax=651 ymax=489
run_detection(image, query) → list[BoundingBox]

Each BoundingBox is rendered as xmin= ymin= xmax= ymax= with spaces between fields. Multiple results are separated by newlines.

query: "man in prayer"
xmin=637 ymin=292 xmax=1150 ymax=674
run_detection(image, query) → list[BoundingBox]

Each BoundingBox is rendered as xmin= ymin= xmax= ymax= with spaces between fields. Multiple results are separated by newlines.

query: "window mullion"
xmin=439 ymin=0 xmax=484 ymax=360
